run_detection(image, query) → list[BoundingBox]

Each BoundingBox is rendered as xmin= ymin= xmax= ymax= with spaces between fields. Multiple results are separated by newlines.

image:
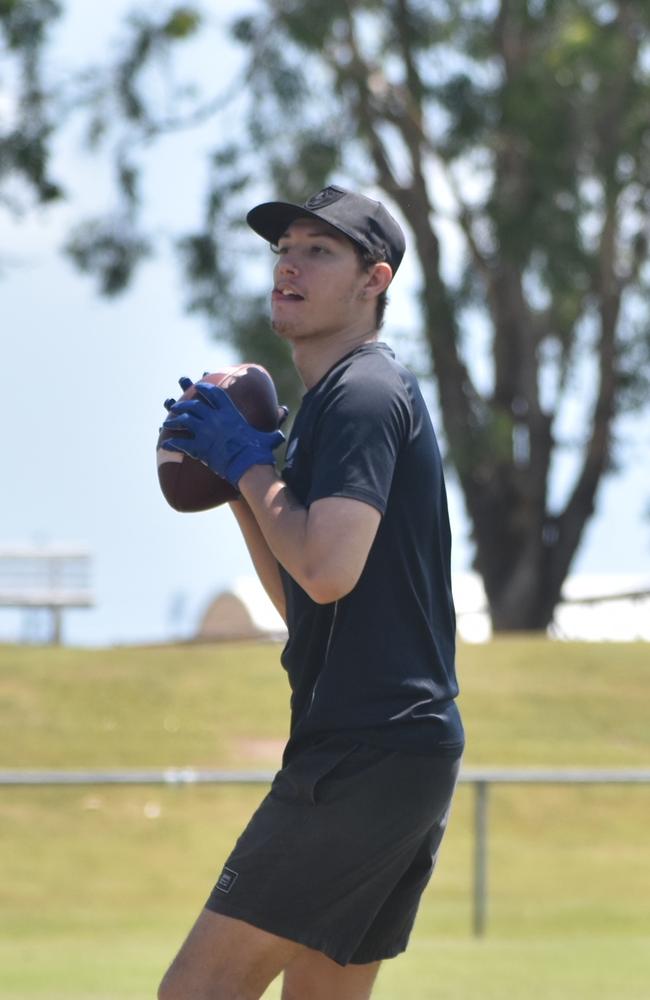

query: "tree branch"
xmin=549 ymin=6 xmax=642 ymax=589
xmin=554 ymin=203 xmax=621 ymax=578
xmin=338 ymin=4 xmax=484 ymax=458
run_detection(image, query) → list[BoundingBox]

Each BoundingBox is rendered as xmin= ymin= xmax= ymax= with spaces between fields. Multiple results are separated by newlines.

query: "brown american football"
xmin=157 ymin=364 xmax=280 ymax=512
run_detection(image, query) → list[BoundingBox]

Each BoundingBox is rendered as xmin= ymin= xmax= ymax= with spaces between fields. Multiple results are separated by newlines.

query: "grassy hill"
xmin=1 ymin=637 xmax=647 ymax=768
xmin=1 ymin=639 xmax=648 ymax=999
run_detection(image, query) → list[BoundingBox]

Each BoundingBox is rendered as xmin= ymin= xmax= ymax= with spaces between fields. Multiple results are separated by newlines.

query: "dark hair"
xmin=354 ymin=244 xmax=389 ymax=329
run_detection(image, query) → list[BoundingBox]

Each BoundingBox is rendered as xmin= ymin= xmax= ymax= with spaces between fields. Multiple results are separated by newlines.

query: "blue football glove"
xmin=163 ymin=374 xmax=203 ymax=412
xmin=162 ymin=380 xmax=285 ymax=487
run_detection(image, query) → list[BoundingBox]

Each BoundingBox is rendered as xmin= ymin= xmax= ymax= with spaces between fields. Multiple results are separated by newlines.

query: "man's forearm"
xmin=229 ymin=497 xmax=287 ymax=622
xmin=238 ymin=465 xmax=381 ymax=605
xmin=237 ymin=466 xmax=313 ymax=592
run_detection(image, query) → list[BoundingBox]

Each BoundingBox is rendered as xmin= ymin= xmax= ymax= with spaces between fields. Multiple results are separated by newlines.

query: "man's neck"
xmin=292 ymin=328 xmax=379 ymax=390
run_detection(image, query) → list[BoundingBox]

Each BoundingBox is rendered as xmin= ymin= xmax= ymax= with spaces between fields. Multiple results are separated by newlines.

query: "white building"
xmin=454 ymin=572 xmax=650 ymax=643
xmin=212 ymin=572 xmax=650 ymax=645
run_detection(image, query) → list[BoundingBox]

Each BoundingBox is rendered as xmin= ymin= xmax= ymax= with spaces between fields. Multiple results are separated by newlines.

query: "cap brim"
xmin=246 ymin=201 xmax=358 ymax=249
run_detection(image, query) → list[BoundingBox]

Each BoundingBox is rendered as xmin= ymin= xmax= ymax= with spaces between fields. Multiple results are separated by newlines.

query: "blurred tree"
xmin=2 ymin=0 xmax=650 ymax=629
xmin=0 ymin=0 xmax=64 ymax=206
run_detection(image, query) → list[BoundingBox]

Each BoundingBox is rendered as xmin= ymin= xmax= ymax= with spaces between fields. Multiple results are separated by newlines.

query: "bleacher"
xmin=0 ymin=545 xmax=94 ymax=644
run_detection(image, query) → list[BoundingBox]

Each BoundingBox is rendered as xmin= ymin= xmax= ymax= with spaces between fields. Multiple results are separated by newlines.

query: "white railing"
xmin=2 ymin=766 xmax=648 ymax=934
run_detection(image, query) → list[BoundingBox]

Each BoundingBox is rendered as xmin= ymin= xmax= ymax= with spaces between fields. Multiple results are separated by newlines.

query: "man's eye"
xmin=309 ymin=245 xmax=328 ymax=254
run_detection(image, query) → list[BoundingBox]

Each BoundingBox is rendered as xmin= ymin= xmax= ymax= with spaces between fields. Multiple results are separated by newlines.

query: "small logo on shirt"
xmin=216 ymin=866 xmax=239 ymax=894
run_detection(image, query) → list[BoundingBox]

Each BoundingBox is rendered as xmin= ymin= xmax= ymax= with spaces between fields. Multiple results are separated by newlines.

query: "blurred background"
xmin=1 ymin=0 xmax=649 ymax=646
xmin=2 ymin=7 xmax=650 ymax=1000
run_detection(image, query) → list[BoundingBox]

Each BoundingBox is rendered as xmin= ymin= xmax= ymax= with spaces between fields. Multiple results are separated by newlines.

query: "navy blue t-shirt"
xmin=279 ymin=342 xmax=464 ymax=761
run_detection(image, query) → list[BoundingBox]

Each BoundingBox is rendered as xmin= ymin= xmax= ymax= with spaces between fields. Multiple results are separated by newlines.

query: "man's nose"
xmin=276 ymin=252 xmax=299 ymax=275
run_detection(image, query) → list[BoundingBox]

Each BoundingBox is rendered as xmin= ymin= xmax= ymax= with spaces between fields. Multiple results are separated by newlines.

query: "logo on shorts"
xmin=216 ymin=866 xmax=239 ymax=894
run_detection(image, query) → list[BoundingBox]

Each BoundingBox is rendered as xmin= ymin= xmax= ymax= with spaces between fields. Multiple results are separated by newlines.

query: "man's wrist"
xmin=223 ymin=451 xmax=277 ymax=488
xmin=237 ymin=462 xmax=281 ymax=492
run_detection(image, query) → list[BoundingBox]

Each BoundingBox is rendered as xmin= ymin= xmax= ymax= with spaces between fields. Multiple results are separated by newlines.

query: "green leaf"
xmin=163 ymin=6 xmax=202 ymax=39
xmin=64 ymin=219 xmax=151 ymax=297
xmin=230 ymin=15 xmax=256 ymax=44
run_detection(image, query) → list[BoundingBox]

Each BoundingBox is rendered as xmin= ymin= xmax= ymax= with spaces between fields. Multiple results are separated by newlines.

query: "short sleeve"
xmin=307 ymin=362 xmax=411 ymax=513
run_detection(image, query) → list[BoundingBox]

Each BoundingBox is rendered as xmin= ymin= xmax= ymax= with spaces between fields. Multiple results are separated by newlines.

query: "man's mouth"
xmin=273 ymin=286 xmax=304 ymax=301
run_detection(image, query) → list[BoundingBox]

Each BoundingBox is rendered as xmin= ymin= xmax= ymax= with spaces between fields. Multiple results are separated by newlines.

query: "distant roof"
xmin=197 ymin=591 xmax=269 ymax=642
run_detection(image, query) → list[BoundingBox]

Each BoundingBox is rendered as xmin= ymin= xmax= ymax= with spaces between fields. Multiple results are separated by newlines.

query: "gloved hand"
xmin=163 ymin=375 xmax=206 ymax=412
xmin=163 ymin=377 xmax=290 ymax=425
xmin=162 ymin=380 xmax=285 ymax=487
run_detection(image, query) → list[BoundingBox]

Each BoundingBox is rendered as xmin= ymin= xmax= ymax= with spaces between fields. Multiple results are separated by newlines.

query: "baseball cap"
xmin=246 ymin=185 xmax=405 ymax=276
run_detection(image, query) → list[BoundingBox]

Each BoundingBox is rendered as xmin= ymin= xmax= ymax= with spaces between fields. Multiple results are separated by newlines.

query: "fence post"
xmin=51 ymin=606 xmax=62 ymax=645
xmin=473 ymin=779 xmax=489 ymax=936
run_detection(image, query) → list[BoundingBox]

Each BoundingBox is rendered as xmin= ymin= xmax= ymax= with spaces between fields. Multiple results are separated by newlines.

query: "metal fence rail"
xmin=3 ymin=767 xmax=649 ymax=935
xmin=0 ymin=768 xmax=275 ymax=786
xmin=459 ymin=768 xmax=650 ymax=936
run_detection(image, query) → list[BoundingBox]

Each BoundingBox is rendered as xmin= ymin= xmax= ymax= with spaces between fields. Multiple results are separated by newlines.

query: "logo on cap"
xmin=304 ymin=186 xmax=345 ymax=211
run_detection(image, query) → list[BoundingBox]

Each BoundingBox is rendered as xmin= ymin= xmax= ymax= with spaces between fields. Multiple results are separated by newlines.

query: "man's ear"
xmin=362 ymin=262 xmax=393 ymax=299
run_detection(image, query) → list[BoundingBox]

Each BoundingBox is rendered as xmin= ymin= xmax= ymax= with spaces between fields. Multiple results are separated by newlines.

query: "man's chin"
xmin=271 ymin=317 xmax=304 ymax=340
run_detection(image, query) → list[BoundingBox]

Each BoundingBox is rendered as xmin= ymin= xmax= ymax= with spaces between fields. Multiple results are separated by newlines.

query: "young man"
xmin=159 ymin=186 xmax=464 ymax=1000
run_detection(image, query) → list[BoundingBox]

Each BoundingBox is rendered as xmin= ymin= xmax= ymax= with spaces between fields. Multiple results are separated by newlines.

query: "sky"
xmin=1 ymin=1 xmax=649 ymax=646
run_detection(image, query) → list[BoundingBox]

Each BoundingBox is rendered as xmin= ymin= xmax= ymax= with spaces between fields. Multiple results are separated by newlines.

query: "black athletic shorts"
xmin=205 ymin=736 xmax=461 ymax=966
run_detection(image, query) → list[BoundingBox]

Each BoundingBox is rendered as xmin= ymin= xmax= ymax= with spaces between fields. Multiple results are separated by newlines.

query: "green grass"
xmin=1 ymin=639 xmax=649 ymax=998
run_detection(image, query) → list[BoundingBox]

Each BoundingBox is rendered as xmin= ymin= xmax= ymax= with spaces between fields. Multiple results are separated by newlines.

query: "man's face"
xmin=270 ymin=218 xmax=373 ymax=342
